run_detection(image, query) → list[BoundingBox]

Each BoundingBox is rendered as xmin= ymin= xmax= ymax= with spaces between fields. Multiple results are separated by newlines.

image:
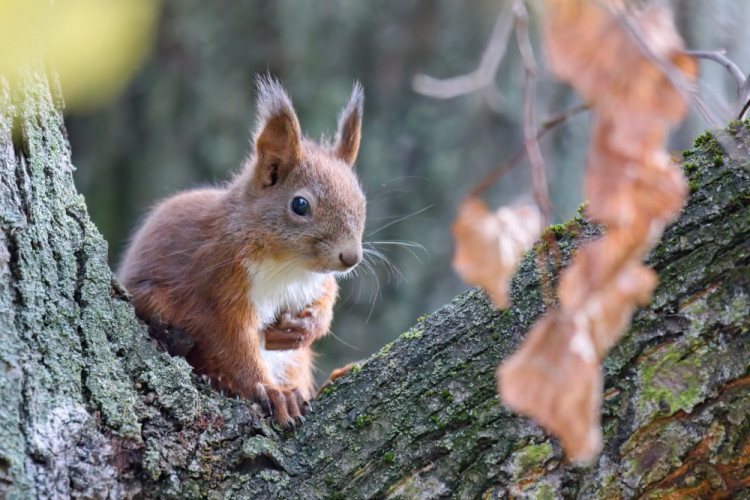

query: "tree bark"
xmin=1 ymin=65 xmax=748 ymax=500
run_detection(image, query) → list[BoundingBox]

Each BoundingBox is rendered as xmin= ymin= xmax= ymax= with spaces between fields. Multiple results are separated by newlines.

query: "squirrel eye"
xmin=291 ymin=196 xmax=311 ymax=217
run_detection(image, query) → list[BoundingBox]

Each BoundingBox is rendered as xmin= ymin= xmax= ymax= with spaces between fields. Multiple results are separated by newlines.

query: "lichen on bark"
xmin=0 ymin=63 xmax=748 ymax=499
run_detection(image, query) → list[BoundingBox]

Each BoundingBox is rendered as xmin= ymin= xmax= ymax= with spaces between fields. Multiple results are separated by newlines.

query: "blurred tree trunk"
xmin=1 ymin=66 xmax=748 ymax=500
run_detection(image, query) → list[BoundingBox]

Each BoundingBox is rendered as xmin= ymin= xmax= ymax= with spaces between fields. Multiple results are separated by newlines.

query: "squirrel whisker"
xmin=365 ymin=204 xmax=434 ymax=238
xmin=362 ymin=247 xmax=402 ymax=283
xmin=365 ymin=240 xmax=428 ymax=265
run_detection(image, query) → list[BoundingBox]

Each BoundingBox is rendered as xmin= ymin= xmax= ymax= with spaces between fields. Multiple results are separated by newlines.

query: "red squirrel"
xmin=118 ymin=76 xmax=366 ymax=427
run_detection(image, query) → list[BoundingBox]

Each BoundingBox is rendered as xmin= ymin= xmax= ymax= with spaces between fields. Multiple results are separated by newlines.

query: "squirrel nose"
xmin=339 ymin=249 xmax=361 ymax=269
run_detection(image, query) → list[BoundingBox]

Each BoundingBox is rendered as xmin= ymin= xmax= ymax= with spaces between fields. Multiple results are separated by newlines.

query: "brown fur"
xmin=118 ymin=76 xmax=365 ymax=427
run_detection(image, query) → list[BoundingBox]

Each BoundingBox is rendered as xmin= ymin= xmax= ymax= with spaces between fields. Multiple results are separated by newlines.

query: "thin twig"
xmin=467 ymin=103 xmax=589 ymax=199
xmin=412 ymin=2 xmax=514 ymax=99
xmin=696 ymin=94 xmax=727 ymax=125
xmin=686 ymin=50 xmax=745 ymax=90
xmin=514 ymin=0 xmax=550 ymax=226
xmin=468 ymin=149 xmax=522 ymax=200
xmin=612 ymin=6 xmax=722 ymax=127
xmin=541 ymin=103 xmax=590 ymax=129
xmin=739 ymin=98 xmax=750 ymax=123
xmin=686 ymin=49 xmax=750 ymax=119
xmin=739 ymin=77 xmax=750 ymax=119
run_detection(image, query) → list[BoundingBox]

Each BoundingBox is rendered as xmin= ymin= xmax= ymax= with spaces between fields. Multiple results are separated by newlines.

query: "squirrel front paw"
xmin=263 ymin=309 xmax=318 ymax=350
xmin=254 ymin=383 xmax=309 ymax=428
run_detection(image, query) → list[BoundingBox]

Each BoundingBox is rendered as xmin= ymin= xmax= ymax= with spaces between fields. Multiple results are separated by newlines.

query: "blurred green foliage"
xmin=67 ymin=0 xmax=750 ymax=381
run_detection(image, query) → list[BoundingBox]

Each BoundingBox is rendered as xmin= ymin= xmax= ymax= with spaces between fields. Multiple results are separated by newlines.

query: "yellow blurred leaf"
xmin=0 ymin=0 xmax=160 ymax=110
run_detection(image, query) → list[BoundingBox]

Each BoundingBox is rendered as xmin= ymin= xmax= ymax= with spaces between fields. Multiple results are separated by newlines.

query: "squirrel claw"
xmin=254 ymin=383 xmax=307 ymax=429
xmin=254 ymin=383 xmax=273 ymax=415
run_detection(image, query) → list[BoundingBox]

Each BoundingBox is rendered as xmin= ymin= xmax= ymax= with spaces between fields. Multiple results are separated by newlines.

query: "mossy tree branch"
xmin=1 ymin=65 xmax=748 ymax=499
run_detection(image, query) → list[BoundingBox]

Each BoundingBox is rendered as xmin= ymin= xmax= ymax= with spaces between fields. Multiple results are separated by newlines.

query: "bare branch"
xmin=412 ymin=2 xmax=514 ymax=99
xmin=686 ymin=49 xmax=750 ymax=119
xmin=739 ymin=77 xmax=750 ymax=119
xmin=514 ymin=0 xmax=550 ymax=226
xmin=467 ymin=103 xmax=589 ymax=199
xmin=612 ymin=6 xmax=722 ymax=127
xmin=540 ymin=102 xmax=590 ymax=129
xmin=686 ymin=50 xmax=746 ymax=90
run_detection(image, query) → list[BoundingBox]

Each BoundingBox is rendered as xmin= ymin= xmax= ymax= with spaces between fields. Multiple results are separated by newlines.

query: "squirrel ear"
xmin=252 ymin=75 xmax=302 ymax=186
xmin=333 ymin=82 xmax=364 ymax=166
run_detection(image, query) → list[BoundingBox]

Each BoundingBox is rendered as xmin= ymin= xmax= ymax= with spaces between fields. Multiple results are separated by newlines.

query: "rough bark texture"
xmin=1 ymin=66 xmax=748 ymax=500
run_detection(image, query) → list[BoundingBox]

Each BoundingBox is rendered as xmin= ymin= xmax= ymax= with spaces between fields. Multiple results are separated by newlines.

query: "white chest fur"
xmin=246 ymin=258 xmax=326 ymax=328
xmin=246 ymin=258 xmax=326 ymax=385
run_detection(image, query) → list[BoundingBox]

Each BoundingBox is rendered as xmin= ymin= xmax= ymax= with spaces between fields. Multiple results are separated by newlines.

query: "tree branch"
xmin=686 ymin=49 xmax=750 ymax=120
xmin=412 ymin=2 xmax=514 ymax=99
xmin=467 ymin=103 xmax=588 ymax=199
xmin=686 ymin=50 xmax=745 ymax=90
xmin=612 ymin=6 xmax=722 ymax=126
xmin=3 ymin=56 xmax=749 ymax=500
xmin=514 ymin=0 xmax=550 ymax=226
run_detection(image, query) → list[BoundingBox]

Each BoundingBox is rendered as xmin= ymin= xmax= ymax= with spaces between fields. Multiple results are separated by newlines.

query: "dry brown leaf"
xmin=452 ymin=198 xmax=542 ymax=308
xmin=560 ymin=259 xmax=657 ymax=357
xmin=497 ymin=313 xmax=603 ymax=462
xmin=497 ymin=1 xmax=693 ymax=464
xmin=555 ymin=218 xmax=668 ymax=309
xmin=498 ymin=260 xmax=656 ymax=463
xmin=586 ymin=263 xmax=657 ymax=357
xmin=544 ymin=1 xmax=696 ymax=156
xmin=585 ymin=116 xmax=688 ymax=229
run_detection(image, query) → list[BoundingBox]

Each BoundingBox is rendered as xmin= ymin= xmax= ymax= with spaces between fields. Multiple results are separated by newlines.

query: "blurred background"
xmin=63 ymin=0 xmax=750 ymax=383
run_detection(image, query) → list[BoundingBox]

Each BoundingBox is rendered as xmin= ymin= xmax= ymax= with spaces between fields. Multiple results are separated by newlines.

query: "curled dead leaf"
xmin=498 ymin=261 xmax=656 ymax=463
xmin=452 ymin=198 xmax=542 ymax=308
xmin=585 ymin=116 xmax=688 ymax=229
xmin=560 ymin=259 xmax=657 ymax=357
xmin=497 ymin=312 xmax=603 ymax=463
xmin=555 ymin=227 xmax=661 ymax=310
xmin=496 ymin=0 xmax=692 ymax=464
xmin=544 ymin=1 xmax=696 ymax=154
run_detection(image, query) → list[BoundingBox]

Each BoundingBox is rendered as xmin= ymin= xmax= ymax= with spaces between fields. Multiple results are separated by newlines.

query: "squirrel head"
xmin=234 ymin=76 xmax=366 ymax=274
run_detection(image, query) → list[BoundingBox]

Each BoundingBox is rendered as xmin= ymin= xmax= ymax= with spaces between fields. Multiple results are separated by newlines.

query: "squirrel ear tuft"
xmin=333 ymin=82 xmax=364 ymax=166
xmin=252 ymin=74 xmax=302 ymax=186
